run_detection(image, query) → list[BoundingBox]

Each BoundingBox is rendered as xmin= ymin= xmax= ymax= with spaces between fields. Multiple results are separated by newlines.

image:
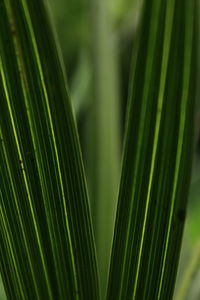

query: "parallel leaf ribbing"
xmin=0 ymin=0 xmax=99 ymax=299
xmin=107 ymin=0 xmax=197 ymax=299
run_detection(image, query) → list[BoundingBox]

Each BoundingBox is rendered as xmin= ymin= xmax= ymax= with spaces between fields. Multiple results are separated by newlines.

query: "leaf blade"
xmin=0 ymin=0 xmax=99 ymax=299
xmin=106 ymin=0 xmax=197 ymax=299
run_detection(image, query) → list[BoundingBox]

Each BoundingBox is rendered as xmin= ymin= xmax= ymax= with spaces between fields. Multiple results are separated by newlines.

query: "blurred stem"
xmin=175 ymin=240 xmax=200 ymax=300
xmin=86 ymin=0 xmax=121 ymax=298
xmin=110 ymin=0 xmax=142 ymax=27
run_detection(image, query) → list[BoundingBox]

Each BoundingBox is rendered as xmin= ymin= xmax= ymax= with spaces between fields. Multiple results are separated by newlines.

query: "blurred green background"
xmin=0 ymin=0 xmax=200 ymax=299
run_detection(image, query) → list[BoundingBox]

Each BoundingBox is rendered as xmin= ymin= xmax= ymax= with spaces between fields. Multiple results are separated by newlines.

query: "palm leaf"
xmin=107 ymin=0 xmax=197 ymax=299
xmin=0 ymin=0 xmax=99 ymax=299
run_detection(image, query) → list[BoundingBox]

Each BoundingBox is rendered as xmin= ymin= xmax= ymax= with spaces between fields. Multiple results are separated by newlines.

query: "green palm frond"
xmin=0 ymin=0 xmax=198 ymax=299
xmin=107 ymin=0 xmax=197 ymax=299
xmin=0 ymin=0 xmax=99 ymax=299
